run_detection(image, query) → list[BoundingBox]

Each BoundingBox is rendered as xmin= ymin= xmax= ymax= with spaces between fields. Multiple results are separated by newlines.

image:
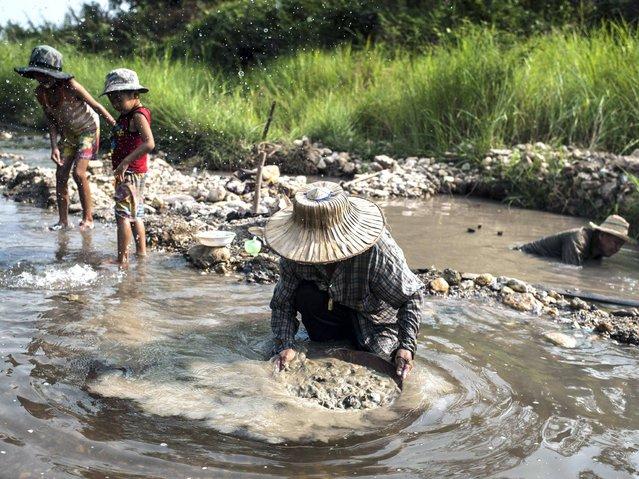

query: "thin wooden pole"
xmin=253 ymin=101 xmax=277 ymax=214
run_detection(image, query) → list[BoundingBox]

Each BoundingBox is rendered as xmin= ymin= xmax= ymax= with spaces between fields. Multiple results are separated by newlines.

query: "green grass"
xmin=3 ymin=26 xmax=639 ymax=168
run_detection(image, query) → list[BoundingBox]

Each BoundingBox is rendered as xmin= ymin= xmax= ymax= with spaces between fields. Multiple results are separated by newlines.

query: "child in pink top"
xmin=102 ymin=69 xmax=154 ymax=266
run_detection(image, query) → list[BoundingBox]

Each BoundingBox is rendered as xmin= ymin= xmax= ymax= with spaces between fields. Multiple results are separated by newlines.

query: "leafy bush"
xmin=5 ymin=0 xmax=639 ymax=68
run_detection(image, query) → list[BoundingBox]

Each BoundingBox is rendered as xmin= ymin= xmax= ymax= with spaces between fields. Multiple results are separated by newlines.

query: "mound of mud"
xmin=279 ymin=353 xmax=401 ymax=410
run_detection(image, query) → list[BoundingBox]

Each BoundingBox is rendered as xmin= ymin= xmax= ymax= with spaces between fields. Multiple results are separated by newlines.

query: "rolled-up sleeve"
xmin=369 ymin=236 xmax=425 ymax=355
xmin=270 ymin=258 xmax=301 ymax=353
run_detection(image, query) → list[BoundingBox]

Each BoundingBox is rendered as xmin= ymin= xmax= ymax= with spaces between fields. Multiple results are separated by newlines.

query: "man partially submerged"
xmin=517 ymin=214 xmax=635 ymax=265
xmin=264 ymin=182 xmax=424 ymax=379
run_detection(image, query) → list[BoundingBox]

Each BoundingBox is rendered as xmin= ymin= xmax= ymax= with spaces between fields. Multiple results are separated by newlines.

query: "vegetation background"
xmin=2 ymin=0 xmax=639 ymax=166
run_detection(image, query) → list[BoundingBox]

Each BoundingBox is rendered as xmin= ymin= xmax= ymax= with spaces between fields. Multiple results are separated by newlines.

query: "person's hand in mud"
xmin=272 ymin=348 xmax=296 ymax=372
xmin=394 ymin=349 xmax=413 ymax=379
xmin=51 ymin=147 xmax=62 ymax=166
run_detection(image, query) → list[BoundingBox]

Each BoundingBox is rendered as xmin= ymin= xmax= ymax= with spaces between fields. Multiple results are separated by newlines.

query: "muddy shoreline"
xmin=0 ymin=132 xmax=637 ymax=347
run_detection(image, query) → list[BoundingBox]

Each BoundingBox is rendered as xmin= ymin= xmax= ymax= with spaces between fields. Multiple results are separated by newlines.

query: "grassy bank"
xmin=2 ymin=27 xmax=639 ymax=167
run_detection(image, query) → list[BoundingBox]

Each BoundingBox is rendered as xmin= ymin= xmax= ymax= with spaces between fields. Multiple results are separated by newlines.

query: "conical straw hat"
xmin=588 ymin=214 xmax=636 ymax=244
xmin=265 ymin=181 xmax=385 ymax=264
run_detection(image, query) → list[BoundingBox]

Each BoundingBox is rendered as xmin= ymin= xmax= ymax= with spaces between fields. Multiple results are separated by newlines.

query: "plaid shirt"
xmin=270 ymin=229 xmax=425 ymax=359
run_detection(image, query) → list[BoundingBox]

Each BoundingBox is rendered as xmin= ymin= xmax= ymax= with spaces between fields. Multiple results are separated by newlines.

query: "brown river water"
xmin=383 ymin=197 xmax=639 ymax=302
xmin=0 ymin=147 xmax=638 ymax=478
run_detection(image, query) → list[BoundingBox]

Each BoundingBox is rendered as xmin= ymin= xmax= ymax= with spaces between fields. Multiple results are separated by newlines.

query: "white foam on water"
xmin=9 ymin=264 xmax=98 ymax=290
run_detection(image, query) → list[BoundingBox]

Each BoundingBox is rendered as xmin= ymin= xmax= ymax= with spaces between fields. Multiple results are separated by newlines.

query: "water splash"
xmin=3 ymin=263 xmax=98 ymax=290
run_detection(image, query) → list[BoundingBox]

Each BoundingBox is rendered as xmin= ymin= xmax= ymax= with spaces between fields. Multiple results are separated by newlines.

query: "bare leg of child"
xmin=131 ymin=219 xmax=147 ymax=257
xmin=52 ymin=159 xmax=74 ymax=230
xmin=73 ymin=160 xmax=94 ymax=231
xmin=117 ymin=216 xmax=133 ymax=266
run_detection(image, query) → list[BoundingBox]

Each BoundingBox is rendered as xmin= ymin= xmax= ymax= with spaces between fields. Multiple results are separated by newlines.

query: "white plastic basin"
xmin=195 ymin=230 xmax=236 ymax=247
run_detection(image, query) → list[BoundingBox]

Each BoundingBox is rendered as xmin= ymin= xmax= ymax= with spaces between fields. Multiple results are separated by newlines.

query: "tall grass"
xmin=2 ymin=26 xmax=639 ymax=167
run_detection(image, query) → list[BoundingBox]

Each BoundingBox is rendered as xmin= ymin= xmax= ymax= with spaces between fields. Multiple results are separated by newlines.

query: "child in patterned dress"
xmin=15 ymin=45 xmax=116 ymax=231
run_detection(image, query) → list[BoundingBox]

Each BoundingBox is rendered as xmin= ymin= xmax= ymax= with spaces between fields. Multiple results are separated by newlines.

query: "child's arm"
xmin=113 ymin=112 xmax=155 ymax=181
xmin=67 ymin=79 xmax=116 ymax=126
xmin=35 ymin=88 xmax=62 ymax=166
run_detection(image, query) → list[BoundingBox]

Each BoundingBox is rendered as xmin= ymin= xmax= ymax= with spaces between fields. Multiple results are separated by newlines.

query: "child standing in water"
xmin=15 ymin=45 xmax=116 ymax=231
xmin=102 ymin=69 xmax=154 ymax=266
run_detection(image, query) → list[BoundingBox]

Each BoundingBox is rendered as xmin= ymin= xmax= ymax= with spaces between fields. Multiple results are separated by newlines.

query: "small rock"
xmin=261 ymin=165 xmax=280 ymax=184
xmin=500 ymin=286 xmax=515 ymax=295
xmin=569 ymin=298 xmax=588 ymax=310
xmin=187 ymin=245 xmax=231 ymax=269
xmin=502 ymin=292 xmax=542 ymax=313
xmin=429 ymin=277 xmax=449 ymax=294
xmin=506 ymin=279 xmax=527 ymax=293
xmin=543 ymin=331 xmax=578 ymax=348
xmin=342 ymin=162 xmax=356 ymax=175
xmin=474 ymin=273 xmax=494 ymax=287
xmin=459 ymin=280 xmax=475 ymax=290
xmin=226 ymin=179 xmax=246 ymax=195
xmin=461 ymin=272 xmax=478 ymax=281
xmin=374 ymin=155 xmax=396 ymax=169
xmin=442 ymin=268 xmax=461 ymax=286
xmin=206 ymin=185 xmax=226 ymax=203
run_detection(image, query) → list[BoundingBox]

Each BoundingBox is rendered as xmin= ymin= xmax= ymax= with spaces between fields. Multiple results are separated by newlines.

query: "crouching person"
xmin=265 ymin=182 xmax=425 ymax=379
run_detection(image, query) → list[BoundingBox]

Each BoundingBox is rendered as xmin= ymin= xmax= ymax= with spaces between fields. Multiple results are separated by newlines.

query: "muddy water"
xmin=0 ymin=197 xmax=638 ymax=478
xmin=384 ymin=197 xmax=639 ymax=302
xmin=1 ymin=146 xmax=639 ymax=477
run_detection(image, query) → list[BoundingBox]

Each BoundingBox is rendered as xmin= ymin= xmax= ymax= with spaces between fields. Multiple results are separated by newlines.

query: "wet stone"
xmin=544 ymin=331 xmax=578 ymax=348
xmin=570 ymin=298 xmax=589 ymax=310
xmin=502 ymin=292 xmax=543 ymax=313
xmin=442 ymin=268 xmax=461 ymax=286
xmin=506 ymin=279 xmax=528 ymax=293
xmin=429 ymin=277 xmax=450 ymax=294
xmin=474 ymin=273 xmax=494 ymax=287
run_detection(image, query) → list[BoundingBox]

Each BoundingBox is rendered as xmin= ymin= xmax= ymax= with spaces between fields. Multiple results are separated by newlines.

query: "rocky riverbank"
xmin=0 ymin=133 xmax=638 ymax=346
xmin=414 ymin=267 xmax=639 ymax=347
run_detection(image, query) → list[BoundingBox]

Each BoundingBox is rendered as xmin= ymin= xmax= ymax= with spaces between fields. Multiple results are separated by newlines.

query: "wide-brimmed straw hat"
xmin=14 ymin=45 xmax=74 ymax=81
xmin=588 ymin=214 xmax=636 ymax=244
xmin=265 ymin=182 xmax=385 ymax=264
xmin=101 ymin=68 xmax=149 ymax=96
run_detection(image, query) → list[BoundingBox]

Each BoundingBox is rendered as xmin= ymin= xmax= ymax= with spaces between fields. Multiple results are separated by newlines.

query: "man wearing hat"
xmin=265 ymin=182 xmax=425 ymax=379
xmin=516 ymin=214 xmax=635 ymax=265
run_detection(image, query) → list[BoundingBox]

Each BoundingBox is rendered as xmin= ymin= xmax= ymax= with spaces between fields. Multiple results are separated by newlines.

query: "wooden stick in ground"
xmin=253 ymin=101 xmax=277 ymax=215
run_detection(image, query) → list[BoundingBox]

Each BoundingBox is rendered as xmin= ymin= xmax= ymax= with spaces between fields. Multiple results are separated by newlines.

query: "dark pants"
xmin=294 ymin=281 xmax=362 ymax=348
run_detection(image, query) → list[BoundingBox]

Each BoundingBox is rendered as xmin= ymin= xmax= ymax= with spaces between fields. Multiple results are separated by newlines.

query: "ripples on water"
xmin=0 ymin=196 xmax=638 ymax=477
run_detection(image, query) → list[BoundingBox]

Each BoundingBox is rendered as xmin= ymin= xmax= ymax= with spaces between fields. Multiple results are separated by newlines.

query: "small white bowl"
xmin=196 ymin=230 xmax=236 ymax=247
